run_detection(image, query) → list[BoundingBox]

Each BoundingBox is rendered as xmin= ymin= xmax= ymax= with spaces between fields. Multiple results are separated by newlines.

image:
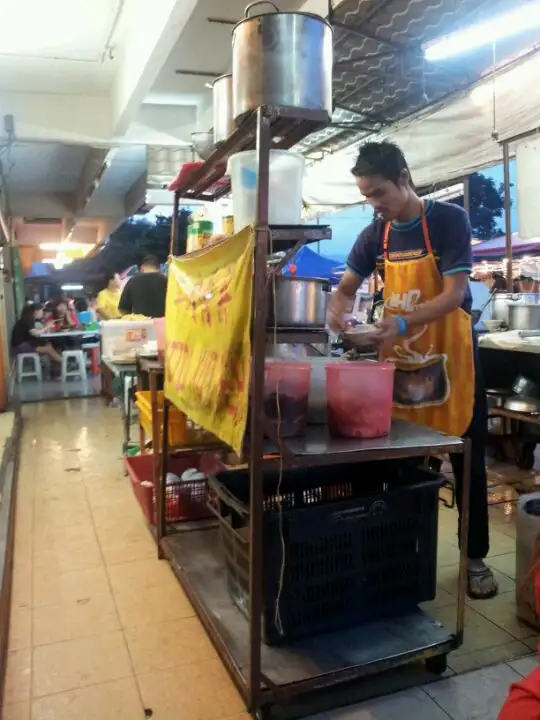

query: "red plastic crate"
xmin=124 ymin=453 xmax=213 ymax=525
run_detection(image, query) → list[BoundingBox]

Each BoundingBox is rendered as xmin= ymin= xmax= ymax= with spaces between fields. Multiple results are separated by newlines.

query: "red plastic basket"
xmin=124 ymin=453 xmax=213 ymax=525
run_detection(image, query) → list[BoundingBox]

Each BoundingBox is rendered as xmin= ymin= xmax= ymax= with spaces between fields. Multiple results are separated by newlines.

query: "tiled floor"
xmin=4 ymin=399 xmax=539 ymax=719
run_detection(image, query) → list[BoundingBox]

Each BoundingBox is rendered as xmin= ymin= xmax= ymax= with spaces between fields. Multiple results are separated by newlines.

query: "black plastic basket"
xmin=209 ymin=461 xmax=443 ymax=645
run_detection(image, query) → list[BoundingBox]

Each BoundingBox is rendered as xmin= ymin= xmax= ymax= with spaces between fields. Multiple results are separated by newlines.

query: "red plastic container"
xmin=124 ymin=453 xmax=213 ymax=525
xmin=326 ymin=362 xmax=395 ymax=438
xmin=264 ymin=361 xmax=312 ymax=438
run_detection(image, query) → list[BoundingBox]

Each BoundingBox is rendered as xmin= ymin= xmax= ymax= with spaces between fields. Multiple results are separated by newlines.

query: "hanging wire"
xmin=269 ymin=230 xmax=286 ymax=638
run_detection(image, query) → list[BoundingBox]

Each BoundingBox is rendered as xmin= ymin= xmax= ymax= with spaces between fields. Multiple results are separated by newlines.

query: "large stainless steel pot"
xmin=212 ymin=74 xmax=234 ymax=145
xmin=508 ymin=303 xmax=540 ymax=331
xmin=232 ymin=1 xmax=333 ymax=122
xmin=492 ymin=293 xmax=540 ymax=325
xmin=490 ymin=293 xmax=513 ymax=324
xmin=267 ymin=276 xmax=330 ymax=328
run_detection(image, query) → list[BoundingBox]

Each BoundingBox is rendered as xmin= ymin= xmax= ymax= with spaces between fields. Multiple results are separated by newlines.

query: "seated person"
xmin=11 ymin=304 xmax=62 ymax=366
xmin=51 ymin=298 xmax=78 ymax=330
xmin=96 ymin=273 xmax=122 ymax=320
xmin=49 ymin=298 xmax=79 ymax=351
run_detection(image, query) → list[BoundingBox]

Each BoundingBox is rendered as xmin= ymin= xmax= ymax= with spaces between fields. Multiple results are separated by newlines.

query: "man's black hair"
xmin=140 ymin=254 xmax=160 ymax=269
xmin=351 ymin=141 xmax=411 ymax=186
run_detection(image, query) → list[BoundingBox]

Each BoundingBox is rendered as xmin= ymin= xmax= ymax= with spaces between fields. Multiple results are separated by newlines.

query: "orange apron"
xmin=380 ymin=211 xmax=474 ymax=437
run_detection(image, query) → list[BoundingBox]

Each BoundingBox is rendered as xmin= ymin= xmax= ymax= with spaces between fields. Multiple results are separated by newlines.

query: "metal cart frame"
xmin=158 ymin=105 xmax=471 ymax=718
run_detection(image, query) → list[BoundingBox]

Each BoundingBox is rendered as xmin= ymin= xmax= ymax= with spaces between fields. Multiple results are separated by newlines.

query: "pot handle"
xmin=322 ymin=281 xmax=332 ymax=292
xmin=245 ymin=1 xmax=280 ymax=18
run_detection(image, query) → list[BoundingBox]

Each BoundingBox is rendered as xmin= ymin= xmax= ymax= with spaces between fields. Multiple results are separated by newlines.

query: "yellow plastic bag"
xmin=164 ymin=229 xmax=253 ymax=455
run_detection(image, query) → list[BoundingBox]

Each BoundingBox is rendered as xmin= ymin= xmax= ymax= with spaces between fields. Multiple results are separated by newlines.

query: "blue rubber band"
xmin=396 ymin=316 xmax=408 ymax=337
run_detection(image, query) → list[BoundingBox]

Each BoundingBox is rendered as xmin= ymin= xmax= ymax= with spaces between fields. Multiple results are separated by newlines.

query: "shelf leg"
xmin=157 ymin=399 xmax=169 ymax=559
xmin=150 ymin=371 xmax=160 ymax=492
xmin=455 ymin=439 xmax=471 ymax=644
xmin=248 ymin=107 xmax=272 ymax=714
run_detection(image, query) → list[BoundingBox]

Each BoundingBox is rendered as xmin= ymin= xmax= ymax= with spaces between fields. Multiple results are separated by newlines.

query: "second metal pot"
xmin=267 ymin=276 xmax=330 ymax=328
xmin=508 ymin=303 xmax=540 ymax=331
xmin=212 ymin=74 xmax=234 ymax=145
xmin=232 ymin=1 xmax=333 ymax=122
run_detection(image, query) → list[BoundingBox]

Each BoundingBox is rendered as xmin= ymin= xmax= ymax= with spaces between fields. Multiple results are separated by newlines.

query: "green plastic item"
xmin=189 ymin=220 xmax=213 ymax=234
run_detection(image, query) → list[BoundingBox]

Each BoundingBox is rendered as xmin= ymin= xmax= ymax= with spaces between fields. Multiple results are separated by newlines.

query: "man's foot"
xmin=467 ymin=559 xmax=499 ymax=599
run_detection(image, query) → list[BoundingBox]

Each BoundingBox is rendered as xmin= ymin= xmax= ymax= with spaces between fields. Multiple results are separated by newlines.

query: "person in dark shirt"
xmin=11 ymin=303 xmax=62 ymax=364
xmin=118 ymin=255 xmax=167 ymax=318
xmin=327 ymin=141 xmax=496 ymax=600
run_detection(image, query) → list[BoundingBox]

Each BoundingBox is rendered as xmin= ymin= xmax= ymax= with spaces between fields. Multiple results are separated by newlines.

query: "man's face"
xmin=356 ymin=173 xmax=408 ymax=221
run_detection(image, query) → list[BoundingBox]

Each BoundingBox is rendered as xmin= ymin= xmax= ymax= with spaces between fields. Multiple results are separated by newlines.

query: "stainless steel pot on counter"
xmin=490 ymin=293 xmax=513 ymax=325
xmin=508 ymin=303 xmax=540 ymax=331
xmin=267 ymin=276 xmax=330 ymax=328
xmin=232 ymin=1 xmax=333 ymax=122
xmin=212 ymin=74 xmax=234 ymax=145
xmin=492 ymin=293 xmax=540 ymax=326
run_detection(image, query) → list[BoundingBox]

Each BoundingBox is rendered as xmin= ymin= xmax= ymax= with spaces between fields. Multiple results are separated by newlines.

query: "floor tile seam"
xmin=84 ymin=475 xmax=147 ymax=711
xmin=417 ymin=686 xmax=454 ymax=718
xmin=30 ymin=668 xmax=136 ymax=701
xmin=504 ymin=655 xmax=538 ymax=678
xmin=447 ymin=644 xmax=534 ymax=675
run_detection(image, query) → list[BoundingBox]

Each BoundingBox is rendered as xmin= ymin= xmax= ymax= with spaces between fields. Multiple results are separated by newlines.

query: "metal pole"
xmin=462 ymin=175 xmax=471 ymax=216
xmin=503 ymin=142 xmax=513 ymax=292
xmin=170 ymin=192 xmax=180 ymax=256
xmin=157 ymin=398 xmax=169 ymax=559
xmin=248 ymin=107 xmax=271 ymax=713
xmin=455 ymin=440 xmax=471 ymax=645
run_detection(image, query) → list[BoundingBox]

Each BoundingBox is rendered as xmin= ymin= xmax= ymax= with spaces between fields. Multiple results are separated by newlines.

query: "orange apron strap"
xmin=383 ymin=222 xmax=391 ymax=259
xmin=383 ymin=204 xmax=433 ymax=260
xmin=421 ymin=211 xmax=434 ymax=255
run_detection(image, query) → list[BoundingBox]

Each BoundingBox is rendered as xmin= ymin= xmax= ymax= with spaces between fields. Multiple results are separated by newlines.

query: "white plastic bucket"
xmin=227 ymin=150 xmax=305 ymax=230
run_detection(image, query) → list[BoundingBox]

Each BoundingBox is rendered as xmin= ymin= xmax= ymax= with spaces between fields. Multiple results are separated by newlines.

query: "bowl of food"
xmin=483 ymin=319 xmax=504 ymax=332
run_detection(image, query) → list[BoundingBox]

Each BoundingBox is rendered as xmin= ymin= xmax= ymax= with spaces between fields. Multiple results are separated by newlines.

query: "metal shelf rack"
xmin=161 ymin=105 xmax=471 ymax=719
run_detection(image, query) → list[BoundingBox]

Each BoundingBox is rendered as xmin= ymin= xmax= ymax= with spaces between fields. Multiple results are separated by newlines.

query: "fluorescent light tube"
xmin=425 ymin=3 xmax=540 ymax=61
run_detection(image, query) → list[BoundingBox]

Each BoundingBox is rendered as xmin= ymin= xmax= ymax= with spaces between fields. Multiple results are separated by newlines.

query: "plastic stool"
xmin=17 ymin=353 xmax=42 ymax=382
xmin=82 ymin=343 xmax=100 ymax=376
xmin=61 ymin=350 xmax=87 ymax=382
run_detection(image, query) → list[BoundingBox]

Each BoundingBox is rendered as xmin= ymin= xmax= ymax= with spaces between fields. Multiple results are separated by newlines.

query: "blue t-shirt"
xmin=347 ymin=200 xmax=473 ymax=312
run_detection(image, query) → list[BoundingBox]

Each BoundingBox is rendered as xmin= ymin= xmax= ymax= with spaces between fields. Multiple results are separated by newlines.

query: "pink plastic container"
xmin=326 ymin=362 xmax=395 ymax=439
xmin=154 ymin=317 xmax=165 ymax=354
xmin=264 ymin=361 xmax=312 ymax=438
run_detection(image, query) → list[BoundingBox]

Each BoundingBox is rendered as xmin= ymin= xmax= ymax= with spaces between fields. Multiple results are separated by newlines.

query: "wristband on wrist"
xmin=396 ymin=316 xmax=408 ymax=337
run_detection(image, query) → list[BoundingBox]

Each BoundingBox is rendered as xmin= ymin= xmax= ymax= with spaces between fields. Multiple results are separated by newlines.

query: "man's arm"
xmin=327 ymin=270 xmax=363 ymax=333
xmin=327 ymin=225 xmax=378 ymax=332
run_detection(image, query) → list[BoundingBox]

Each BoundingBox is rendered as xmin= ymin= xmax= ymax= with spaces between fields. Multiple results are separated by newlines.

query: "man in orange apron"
xmin=328 ymin=141 xmax=497 ymax=599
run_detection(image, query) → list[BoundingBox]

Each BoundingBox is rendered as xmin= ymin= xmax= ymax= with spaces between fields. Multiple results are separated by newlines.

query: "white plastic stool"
xmin=61 ymin=350 xmax=87 ymax=382
xmin=17 ymin=353 xmax=42 ymax=383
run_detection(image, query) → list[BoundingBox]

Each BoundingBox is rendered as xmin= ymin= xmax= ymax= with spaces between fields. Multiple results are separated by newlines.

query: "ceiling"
xmin=3 ymin=143 xmax=88 ymax=193
xmin=0 ymin=0 xmax=124 ymax=95
xmin=297 ymin=0 xmax=540 ymax=155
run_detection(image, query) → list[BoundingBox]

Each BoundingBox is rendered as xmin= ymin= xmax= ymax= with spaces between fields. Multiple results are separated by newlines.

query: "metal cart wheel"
xmin=425 ymin=653 xmax=448 ymax=675
xmin=518 ymin=442 xmax=536 ymax=470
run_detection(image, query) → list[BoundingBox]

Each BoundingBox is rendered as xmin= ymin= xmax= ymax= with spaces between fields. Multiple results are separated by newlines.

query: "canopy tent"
xmin=472 ymin=233 xmax=540 ymax=260
xmin=303 ymin=47 xmax=540 ymax=215
xmin=282 ymin=246 xmax=342 ymax=283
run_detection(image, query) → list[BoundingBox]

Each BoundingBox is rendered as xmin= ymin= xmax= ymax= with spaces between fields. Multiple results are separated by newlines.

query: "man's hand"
xmin=373 ymin=316 xmax=401 ymax=347
xmin=327 ymin=290 xmax=348 ymax=333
